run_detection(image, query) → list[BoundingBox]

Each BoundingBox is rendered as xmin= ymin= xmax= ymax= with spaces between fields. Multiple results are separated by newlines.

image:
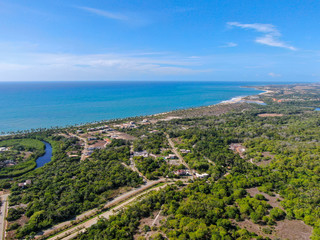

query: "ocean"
xmin=0 ymin=81 xmax=264 ymax=133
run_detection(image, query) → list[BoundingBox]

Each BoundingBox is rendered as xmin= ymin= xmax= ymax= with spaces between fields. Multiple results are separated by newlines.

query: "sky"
xmin=0 ymin=0 xmax=319 ymax=82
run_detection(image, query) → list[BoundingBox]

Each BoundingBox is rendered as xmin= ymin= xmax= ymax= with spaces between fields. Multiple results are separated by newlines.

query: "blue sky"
xmin=0 ymin=0 xmax=319 ymax=82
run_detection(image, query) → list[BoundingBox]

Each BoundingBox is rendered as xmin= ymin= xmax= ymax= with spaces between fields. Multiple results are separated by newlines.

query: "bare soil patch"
xmin=262 ymin=152 xmax=275 ymax=159
xmin=6 ymin=215 xmax=29 ymax=240
xmin=172 ymin=137 xmax=183 ymax=145
xmin=233 ymin=218 xmax=312 ymax=240
xmin=255 ymin=152 xmax=275 ymax=166
xmin=22 ymin=151 xmax=33 ymax=160
xmin=258 ymin=113 xmax=284 ymax=117
xmin=246 ymin=187 xmax=283 ymax=209
xmin=109 ymin=131 xmax=137 ymax=141
xmin=134 ymin=210 xmax=167 ymax=240
xmin=232 ymin=219 xmax=270 ymax=238
xmin=256 ymin=159 xmax=272 ymax=166
xmin=275 ymin=219 xmax=312 ymax=240
xmin=89 ymin=140 xmax=107 ymax=148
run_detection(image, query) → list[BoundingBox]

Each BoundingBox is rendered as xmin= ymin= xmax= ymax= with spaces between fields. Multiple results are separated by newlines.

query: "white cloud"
xmin=220 ymin=42 xmax=238 ymax=48
xmin=268 ymin=72 xmax=281 ymax=77
xmin=76 ymin=6 xmax=150 ymax=26
xmin=227 ymin=22 xmax=296 ymax=50
xmin=0 ymin=52 xmax=212 ymax=81
xmin=77 ymin=6 xmax=128 ymax=21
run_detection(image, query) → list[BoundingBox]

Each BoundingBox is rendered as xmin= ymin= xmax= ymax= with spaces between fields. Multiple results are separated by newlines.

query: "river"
xmin=36 ymin=141 xmax=52 ymax=169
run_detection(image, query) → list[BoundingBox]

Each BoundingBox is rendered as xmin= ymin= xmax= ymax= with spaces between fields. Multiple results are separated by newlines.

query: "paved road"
xmin=0 ymin=194 xmax=9 ymax=240
xmin=36 ymin=180 xmax=164 ymax=239
xmin=50 ymin=181 xmax=168 ymax=240
xmin=165 ymin=133 xmax=193 ymax=180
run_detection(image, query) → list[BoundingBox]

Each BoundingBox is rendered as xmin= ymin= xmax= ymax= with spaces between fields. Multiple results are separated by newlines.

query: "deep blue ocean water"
xmin=0 ymin=81 xmax=265 ymax=133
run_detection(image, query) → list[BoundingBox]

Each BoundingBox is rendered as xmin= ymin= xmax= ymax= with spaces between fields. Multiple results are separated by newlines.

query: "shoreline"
xmin=0 ymin=86 xmax=267 ymax=136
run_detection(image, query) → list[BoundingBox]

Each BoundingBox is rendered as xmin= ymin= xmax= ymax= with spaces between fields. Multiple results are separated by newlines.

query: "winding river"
xmin=36 ymin=141 xmax=52 ymax=169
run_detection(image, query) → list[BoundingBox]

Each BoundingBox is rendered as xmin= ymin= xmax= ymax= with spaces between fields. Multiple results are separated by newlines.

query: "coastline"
xmin=0 ymin=86 xmax=267 ymax=136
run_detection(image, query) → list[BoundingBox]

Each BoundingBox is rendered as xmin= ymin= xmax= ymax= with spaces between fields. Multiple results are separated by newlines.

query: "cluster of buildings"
xmin=164 ymin=154 xmax=177 ymax=160
xmin=87 ymin=125 xmax=110 ymax=132
xmin=229 ymin=143 xmax=246 ymax=158
xmin=149 ymin=130 xmax=159 ymax=134
xmin=133 ymin=150 xmax=149 ymax=158
xmin=87 ymin=137 xmax=98 ymax=141
xmin=0 ymin=160 xmax=16 ymax=168
xmin=180 ymin=149 xmax=191 ymax=154
xmin=141 ymin=119 xmax=150 ymax=124
xmin=173 ymin=169 xmax=209 ymax=179
xmin=173 ymin=169 xmax=191 ymax=176
xmin=194 ymin=172 xmax=210 ymax=179
xmin=0 ymin=147 xmax=9 ymax=152
xmin=115 ymin=121 xmax=138 ymax=129
xmin=18 ymin=179 xmax=32 ymax=188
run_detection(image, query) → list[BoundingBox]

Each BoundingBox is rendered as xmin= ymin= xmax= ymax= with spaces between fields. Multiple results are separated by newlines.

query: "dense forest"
xmin=3 ymin=136 xmax=143 ymax=238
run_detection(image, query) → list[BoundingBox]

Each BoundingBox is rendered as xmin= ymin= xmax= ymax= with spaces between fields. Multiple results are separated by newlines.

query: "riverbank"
xmin=0 ymin=140 xmax=52 ymax=178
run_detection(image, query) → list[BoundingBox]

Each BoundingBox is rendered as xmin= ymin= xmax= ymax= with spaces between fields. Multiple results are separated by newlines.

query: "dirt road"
xmin=69 ymin=134 xmax=88 ymax=161
xmin=165 ymin=133 xmax=193 ymax=180
xmin=129 ymin=145 xmax=148 ymax=182
xmin=0 ymin=193 xmax=9 ymax=240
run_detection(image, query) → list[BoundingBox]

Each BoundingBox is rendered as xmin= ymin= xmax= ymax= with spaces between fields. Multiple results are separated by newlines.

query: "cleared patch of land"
xmin=258 ymin=113 xmax=284 ymax=117
xmin=235 ymin=188 xmax=313 ymax=240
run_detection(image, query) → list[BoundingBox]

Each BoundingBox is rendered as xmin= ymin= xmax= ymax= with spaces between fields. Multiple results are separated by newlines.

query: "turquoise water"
xmin=0 ymin=81 xmax=263 ymax=133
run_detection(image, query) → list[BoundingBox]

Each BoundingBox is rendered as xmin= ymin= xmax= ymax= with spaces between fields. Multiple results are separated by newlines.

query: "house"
xmin=76 ymin=130 xmax=84 ymax=134
xmin=117 ymin=122 xmax=137 ymax=129
xmin=229 ymin=143 xmax=246 ymax=155
xmin=174 ymin=169 xmax=187 ymax=176
xmin=133 ymin=151 xmax=149 ymax=158
xmin=195 ymin=173 xmax=209 ymax=179
xmin=0 ymin=147 xmax=9 ymax=152
xmin=25 ymin=179 xmax=32 ymax=185
xmin=88 ymin=137 xmax=98 ymax=141
xmin=180 ymin=149 xmax=191 ymax=154
xmin=3 ymin=160 xmax=16 ymax=166
xmin=84 ymin=151 xmax=93 ymax=156
xmin=87 ymin=146 xmax=101 ymax=151
xmin=165 ymin=154 xmax=177 ymax=160
xmin=149 ymin=130 xmax=159 ymax=133
xmin=18 ymin=179 xmax=32 ymax=188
